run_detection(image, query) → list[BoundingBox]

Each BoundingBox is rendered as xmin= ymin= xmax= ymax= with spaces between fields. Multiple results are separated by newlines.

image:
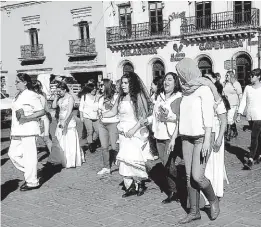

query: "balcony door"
xmin=152 ymin=60 xmax=165 ymax=79
xmin=119 ymin=5 xmax=132 ymax=38
xmin=29 ymin=28 xmax=39 ymax=46
xmin=198 ymin=57 xmax=212 ymax=76
xmin=196 ymin=1 xmax=211 ymax=30
xmin=149 ymin=2 xmax=163 ymax=35
xmin=123 ymin=62 xmax=134 ymax=74
xmin=236 ymin=54 xmax=252 ymax=90
xmin=234 ymin=1 xmax=252 ymax=25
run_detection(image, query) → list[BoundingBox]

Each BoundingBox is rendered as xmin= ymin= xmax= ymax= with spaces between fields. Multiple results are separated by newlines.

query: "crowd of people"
xmin=7 ymin=58 xmax=261 ymax=224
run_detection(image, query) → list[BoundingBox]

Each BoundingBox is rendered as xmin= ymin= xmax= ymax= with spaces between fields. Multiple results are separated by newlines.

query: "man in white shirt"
xmin=237 ymin=68 xmax=261 ymax=170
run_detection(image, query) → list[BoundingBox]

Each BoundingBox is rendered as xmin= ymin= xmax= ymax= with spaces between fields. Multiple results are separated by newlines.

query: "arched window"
xmin=123 ymin=62 xmax=134 ymax=74
xmin=198 ymin=57 xmax=212 ymax=76
xmin=152 ymin=60 xmax=165 ymax=79
xmin=236 ymin=54 xmax=252 ymax=89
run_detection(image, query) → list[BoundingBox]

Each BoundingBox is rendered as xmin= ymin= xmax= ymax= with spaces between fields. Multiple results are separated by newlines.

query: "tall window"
xmin=29 ymin=28 xmax=38 ymax=46
xmin=149 ymin=1 xmax=163 ymax=34
xmin=78 ymin=21 xmax=90 ymax=40
xmin=119 ymin=4 xmax=132 ymax=37
xmin=195 ymin=1 xmax=211 ymax=29
xmin=153 ymin=60 xmax=165 ymax=79
xmin=234 ymin=1 xmax=252 ymax=24
xmin=123 ymin=62 xmax=134 ymax=74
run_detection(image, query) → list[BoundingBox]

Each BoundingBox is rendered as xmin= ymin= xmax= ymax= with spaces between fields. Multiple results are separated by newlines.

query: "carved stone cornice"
xmin=22 ymin=15 xmax=40 ymax=30
xmin=0 ymin=1 xmax=48 ymax=11
xmin=71 ymin=7 xmax=92 ymax=25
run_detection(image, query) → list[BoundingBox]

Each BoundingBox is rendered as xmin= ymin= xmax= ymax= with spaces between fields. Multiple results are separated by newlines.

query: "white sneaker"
xmin=97 ymin=168 xmax=111 ymax=175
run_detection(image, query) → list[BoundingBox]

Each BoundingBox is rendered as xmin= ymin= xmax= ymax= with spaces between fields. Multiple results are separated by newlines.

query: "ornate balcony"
xmin=106 ymin=20 xmax=170 ymax=44
xmin=68 ymin=38 xmax=97 ymax=58
xmin=19 ymin=44 xmax=45 ymax=64
xmin=181 ymin=8 xmax=259 ymax=37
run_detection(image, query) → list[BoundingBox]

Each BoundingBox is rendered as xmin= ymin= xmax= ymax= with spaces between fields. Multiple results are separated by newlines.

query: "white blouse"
xmin=79 ymin=94 xmax=99 ymax=120
xmin=179 ymin=86 xmax=215 ymax=137
xmin=11 ymin=89 xmax=43 ymax=136
xmin=149 ymin=92 xmax=182 ymax=140
xmin=238 ymin=85 xmax=261 ymax=121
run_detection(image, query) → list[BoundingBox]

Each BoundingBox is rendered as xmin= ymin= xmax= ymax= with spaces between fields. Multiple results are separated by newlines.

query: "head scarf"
xmin=176 ymin=58 xmax=221 ymax=102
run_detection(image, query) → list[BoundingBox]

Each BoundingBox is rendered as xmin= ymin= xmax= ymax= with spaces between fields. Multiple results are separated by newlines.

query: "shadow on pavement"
xmin=1 ymin=158 xmax=9 ymax=166
xmin=38 ymin=164 xmax=63 ymax=186
xmin=1 ymin=147 xmax=9 ymax=156
xmin=1 ymin=179 xmax=22 ymax=201
xmin=225 ymin=143 xmax=248 ymax=164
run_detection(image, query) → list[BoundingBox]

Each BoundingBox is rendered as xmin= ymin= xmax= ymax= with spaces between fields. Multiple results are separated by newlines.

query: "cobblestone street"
xmin=1 ymin=117 xmax=261 ymax=227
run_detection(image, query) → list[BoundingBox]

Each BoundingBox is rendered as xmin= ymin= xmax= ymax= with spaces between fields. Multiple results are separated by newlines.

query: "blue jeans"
xmin=98 ymin=122 xmax=119 ymax=168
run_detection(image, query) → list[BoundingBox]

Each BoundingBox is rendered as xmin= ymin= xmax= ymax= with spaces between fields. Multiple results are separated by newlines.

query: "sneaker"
xmin=97 ymin=168 xmax=111 ymax=175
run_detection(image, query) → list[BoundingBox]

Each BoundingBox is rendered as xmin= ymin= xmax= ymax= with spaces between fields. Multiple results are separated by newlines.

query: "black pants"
xmin=249 ymin=120 xmax=261 ymax=160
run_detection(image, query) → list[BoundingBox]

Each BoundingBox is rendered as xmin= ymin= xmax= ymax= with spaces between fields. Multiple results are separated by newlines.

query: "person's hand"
xmin=125 ymin=128 xmax=136 ymax=138
xmin=139 ymin=118 xmax=148 ymax=127
xmin=213 ymin=138 xmax=222 ymax=153
xmin=16 ymin=109 xmax=24 ymax=120
xmin=236 ymin=114 xmax=241 ymax=123
xmin=159 ymin=105 xmax=169 ymax=116
xmin=167 ymin=138 xmax=175 ymax=155
xmin=201 ymin=140 xmax=211 ymax=160
xmin=158 ymin=112 xmax=168 ymax=122
xmin=19 ymin=116 xmax=27 ymax=124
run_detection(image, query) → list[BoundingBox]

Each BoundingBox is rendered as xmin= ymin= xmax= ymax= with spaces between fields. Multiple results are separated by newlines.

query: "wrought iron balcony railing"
xmin=69 ymin=38 xmax=96 ymax=56
xmin=106 ymin=20 xmax=170 ymax=43
xmin=181 ymin=8 xmax=259 ymax=34
xmin=20 ymin=44 xmax=44 ymax=59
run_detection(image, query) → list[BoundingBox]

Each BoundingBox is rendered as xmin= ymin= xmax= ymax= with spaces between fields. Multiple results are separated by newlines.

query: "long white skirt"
xmin=116 ymin=125 xmax=154 ymax=180
xmin=204 ymin=123 xmax=229 ymax=199
xmin=49 ymin=118 xmax=84 ymax=168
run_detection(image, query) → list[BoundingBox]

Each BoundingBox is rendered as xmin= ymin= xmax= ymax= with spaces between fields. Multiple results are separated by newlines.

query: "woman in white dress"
xmin=202 ymin=72 xmax=229 ymax=205
xmin=101 ymin=72 xmax=154 ymax=197
xmin=48 ymin=82 xmax=84 ymax=168
xmin=33 ymin=80 xmax=52 ymax=153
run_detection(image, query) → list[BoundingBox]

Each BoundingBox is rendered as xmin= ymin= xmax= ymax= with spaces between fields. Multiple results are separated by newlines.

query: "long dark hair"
xmin=119 ymin=72 xmax=147 ymax=119
xmin=155 ymin=72 xmax=181 ymax=100
xmin=17 ymin=73 xmax=33 ymax=91
xmin=33 ymin=80 xmax=44 ymax=96
xmin=103 ymin=79 xmax=115 ymax=100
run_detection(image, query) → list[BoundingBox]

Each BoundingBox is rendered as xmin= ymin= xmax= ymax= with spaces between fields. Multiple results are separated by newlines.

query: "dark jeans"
xmin=249 ymin=120 xmax=261 ymax=160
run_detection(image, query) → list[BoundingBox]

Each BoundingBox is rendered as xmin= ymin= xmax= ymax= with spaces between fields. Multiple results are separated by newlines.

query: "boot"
xmin=122 ymin=181 xmax=137 ymax=198
xmin=225 ymin=125 xmax=232 ymax=141
xmin=231 ymin=123 xmax=238 ymax=138
xmin=201 ymin=182 xmax=220 ymax=221
xmin=137 ymin=181 xmax=147 ymax=196
xmin=179 ymin=187 xmax=201 ymax=224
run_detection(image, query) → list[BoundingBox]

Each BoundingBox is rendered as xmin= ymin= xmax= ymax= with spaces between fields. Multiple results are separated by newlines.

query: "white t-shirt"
xmin=79 ymin=94 xmax=99 ymax=120
xmin=179 ymin=86 xmax=214 ymax=137
xmin=238 ymin=85 xmax=261 ymax=121
xmin=11 ymin=89 xmax=43 ymax=136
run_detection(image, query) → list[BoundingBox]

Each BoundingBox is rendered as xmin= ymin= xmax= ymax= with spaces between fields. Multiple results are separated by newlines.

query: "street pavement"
xmin=1 ymin=116 xmax=261 ymax=227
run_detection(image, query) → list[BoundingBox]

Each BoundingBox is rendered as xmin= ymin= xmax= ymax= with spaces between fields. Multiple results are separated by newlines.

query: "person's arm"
xmin=63 ymin=96 xmax=74 ymax=125
xmin=201 ymin=87 xmax=214 ymax=158
xmin=125 ymin=120 xmax=142 ymax=138
xmin=237 ymin=86 xmax=247 ymax=122
xmin=52 ymin=94 xmax=59 ymax=109
xmin=167 ymin=121 xmax=179 ymax=154
xmin=213 ymin=113 xmax=227 ymax=152
xmin=19 ymin=109 xmax=45 ymax=124
xmin=102 ymin=96 xmax=119 ymax=118
xmin=236 ymin=82 xmax=243 ymax=103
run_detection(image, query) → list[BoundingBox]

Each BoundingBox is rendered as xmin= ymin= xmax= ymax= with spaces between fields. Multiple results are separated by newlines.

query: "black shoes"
xmin=243 ymin=159 xmax=253 ymax=170
xmin=137 ymin=182 xmax=147 ymax=197
xmin=20 ymin=182 xmax=41 ymax=191
xmin=162 ymin=191 xmax=179 ymax=204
